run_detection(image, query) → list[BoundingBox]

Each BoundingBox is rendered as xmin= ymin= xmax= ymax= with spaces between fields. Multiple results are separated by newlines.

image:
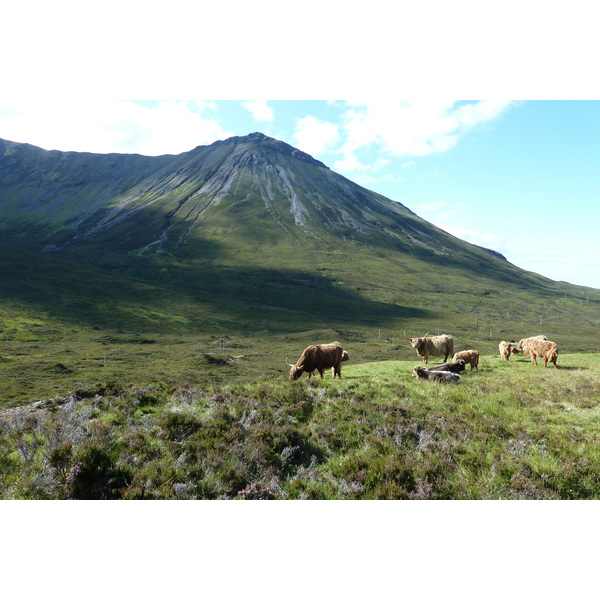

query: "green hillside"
xmin=1 ymin=243 xmax=599 ymax=405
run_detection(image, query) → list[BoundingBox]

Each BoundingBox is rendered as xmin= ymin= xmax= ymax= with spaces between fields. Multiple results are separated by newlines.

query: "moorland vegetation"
xmin=1 ymin=353 xmax=599 ymax=500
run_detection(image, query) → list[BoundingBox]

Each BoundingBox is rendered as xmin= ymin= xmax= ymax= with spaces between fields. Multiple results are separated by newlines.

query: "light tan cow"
xmin=409 ymin=334 xmax=454 ymax=364
xmin=516 ymin=335 xmax=548 ymax=356
xmin=525 ymin=338 xmax=559 ymax=368
xmin=499 ymin=341 xmax=512 ymax=361
xmin=452 ymin=350 xmax=479 ymax=371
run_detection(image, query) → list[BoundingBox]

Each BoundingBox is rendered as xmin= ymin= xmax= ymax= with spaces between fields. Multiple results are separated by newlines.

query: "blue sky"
xmin=1 ymin=99 xmax=599 ymax=289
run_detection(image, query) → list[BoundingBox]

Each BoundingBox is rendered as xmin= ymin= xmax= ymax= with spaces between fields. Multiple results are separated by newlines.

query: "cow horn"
xmin=285 ymin=358 xmax=295 ymax=367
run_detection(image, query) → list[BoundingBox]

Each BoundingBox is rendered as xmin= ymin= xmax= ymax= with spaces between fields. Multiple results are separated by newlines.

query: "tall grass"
xmin=1 ymin=353 xmax=598 ymax=499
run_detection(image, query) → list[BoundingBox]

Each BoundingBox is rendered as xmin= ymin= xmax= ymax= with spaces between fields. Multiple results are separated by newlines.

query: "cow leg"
xmin=319 ymin=369 xmax=324 ymax=378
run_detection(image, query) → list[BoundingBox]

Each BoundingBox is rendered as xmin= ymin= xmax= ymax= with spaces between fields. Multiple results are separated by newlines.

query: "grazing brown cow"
xmin=452 ymin=350 xmax=480 ymax=371
xmin=525 ymin=339 xmax=559 ymax=368
xmin=412 ymin=366 xmax=461 ymax=383
xmin=409 ymin=334 xmax=454 ymax=364
xmin=499 ymin=341 xmax=513 ymax=361
xmin=287 ymin=342 xmax=347 ymax=380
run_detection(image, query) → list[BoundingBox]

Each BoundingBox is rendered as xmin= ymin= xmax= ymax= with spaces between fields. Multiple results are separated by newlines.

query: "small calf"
xmin=452 ymin=350 xmax=479 ymax=371
xmin=499 ymin=341 xmax=512 ymax=361
xmin=412 ymin=366 xmax=461 ymax=383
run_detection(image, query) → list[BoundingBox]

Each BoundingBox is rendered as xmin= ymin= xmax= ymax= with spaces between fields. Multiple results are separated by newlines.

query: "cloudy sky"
xmin=2 ymin=99 xmax=599 ymax=289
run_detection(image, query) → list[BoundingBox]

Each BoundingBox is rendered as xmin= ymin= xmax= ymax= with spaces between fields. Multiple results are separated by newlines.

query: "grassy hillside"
xmin=2 ymin=234 xmax=599 ymax=406
xmin=2 ymin=353 xmax=599 ymax=499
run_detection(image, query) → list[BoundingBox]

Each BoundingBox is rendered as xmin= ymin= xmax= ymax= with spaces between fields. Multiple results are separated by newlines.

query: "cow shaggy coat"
xmin=412 ymin=366 xmax=461 ymax=383
xmin=409 ymin=334 xmax=454 ymax=364
xmin=525 ymin=339 xmax=559 ymax=368
xmin=499 ymin=341 xmax=513 ymax=361
xmin=288 ymin=342 xmax=347 ymax=380
xmin=452 ymin=350 xmax=480 ymax=371
xmin=516 ymin=335 xmax=548 ymax=355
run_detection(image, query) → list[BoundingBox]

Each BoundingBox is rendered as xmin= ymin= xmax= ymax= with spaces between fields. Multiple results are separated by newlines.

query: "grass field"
xmin=1 ymin=351 xmax=598 ymax=499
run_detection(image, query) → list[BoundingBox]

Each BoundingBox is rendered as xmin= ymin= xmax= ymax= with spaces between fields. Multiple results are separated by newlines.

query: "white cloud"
xmin=0 ymin=101 xmax=233 ymax=155
xmin=333 ymin=155 xmax=389 ymax=173
xmin=336 ymin=100 xmax=515 ymax=172
xmin=293 ymin=115 xmax=340 ymax=156
xmin=438 ymin=224 xmax=512 ymax=256
xmin=242 ymin=101 xmax=274 ymax=123
xmin=333 ymin=155 xmax=370 ymax=172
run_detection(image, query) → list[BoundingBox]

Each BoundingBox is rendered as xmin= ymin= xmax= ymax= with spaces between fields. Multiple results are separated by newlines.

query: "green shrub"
xmin=68 ymin=444 xmax=131 ymax=500
xmin=158 ymin=411 xmax=202 ymax=442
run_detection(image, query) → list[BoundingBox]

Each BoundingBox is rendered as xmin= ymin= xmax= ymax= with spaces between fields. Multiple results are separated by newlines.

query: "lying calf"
xmin=412 ymin=366 xmax=461 ymax=383
xmin=425 ymin=359 xmax=465 ymax=373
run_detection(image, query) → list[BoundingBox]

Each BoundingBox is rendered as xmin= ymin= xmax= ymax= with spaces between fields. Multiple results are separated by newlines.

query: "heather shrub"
xmin=158 ymin=411 xmax=202 ymax=442
xmin=49 ymin=442 xmax=73 ymax=485
xmin=68 ymin=443 xmax=131 ymax=499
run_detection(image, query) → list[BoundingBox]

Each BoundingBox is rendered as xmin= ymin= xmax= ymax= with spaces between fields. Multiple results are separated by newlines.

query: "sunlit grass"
xmin=5 ymin=352 xmax=598 ymax=499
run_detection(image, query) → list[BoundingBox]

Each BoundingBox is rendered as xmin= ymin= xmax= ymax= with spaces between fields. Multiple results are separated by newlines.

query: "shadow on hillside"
xmin=164 ymin=260 xmax=434 ymax=331
xmin=0 ymin=243 xmax=433 ymax=335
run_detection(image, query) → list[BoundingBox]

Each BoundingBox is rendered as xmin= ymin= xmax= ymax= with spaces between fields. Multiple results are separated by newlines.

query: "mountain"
xmin=1 ymin=132 xmax=597 ymax=341
xmin=0 ymin=133 xmax=512 ymax=260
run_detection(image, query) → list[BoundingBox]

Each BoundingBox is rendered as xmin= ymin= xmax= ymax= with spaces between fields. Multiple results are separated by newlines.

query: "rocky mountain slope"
xmin=0 ymin=133 xmax=504 ymax=262
xmin=0 ymin=132 xmax=597 ymax=341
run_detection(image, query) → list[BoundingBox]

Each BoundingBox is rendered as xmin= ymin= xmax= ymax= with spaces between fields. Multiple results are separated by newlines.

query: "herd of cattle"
xmin=287 ymin=333 xmax=559 ymax=383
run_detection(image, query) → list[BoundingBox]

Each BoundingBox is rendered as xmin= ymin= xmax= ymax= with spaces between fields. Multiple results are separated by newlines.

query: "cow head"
xmin=341 ymin=350 xmax=350 ymax=362
xmin=286 ymin=359 xmax=304 ymax=380
xmin=412 ymin=365 xmax=425 ymax=378
xmin=289 ymin=366 xmax=304 ymax=380
xmin=409 ymin=337 xmax=423 ymax=350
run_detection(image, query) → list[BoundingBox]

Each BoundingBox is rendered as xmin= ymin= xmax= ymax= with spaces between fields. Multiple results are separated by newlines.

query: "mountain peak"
xmin=203 ymin=132 xmax=329 ymax=171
